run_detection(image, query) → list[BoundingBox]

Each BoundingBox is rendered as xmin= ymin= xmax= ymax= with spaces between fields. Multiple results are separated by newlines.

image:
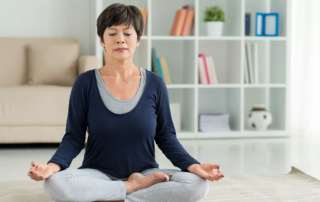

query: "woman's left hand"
xmin=186 ymin=163 xmax=225 ymax=181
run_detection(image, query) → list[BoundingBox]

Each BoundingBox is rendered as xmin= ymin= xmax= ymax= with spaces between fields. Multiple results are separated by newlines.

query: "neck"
xmin=101 ymin=56 xmax=137 ymax=79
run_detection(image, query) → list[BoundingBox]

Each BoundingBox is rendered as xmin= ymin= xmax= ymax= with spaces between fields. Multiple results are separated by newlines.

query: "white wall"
xmin=0 ymin=0 xmax=96 ymax=56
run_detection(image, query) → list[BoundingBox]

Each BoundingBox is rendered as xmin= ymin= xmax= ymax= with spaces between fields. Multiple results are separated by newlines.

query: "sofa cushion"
xmin=0 ymin=85 xmax=72 ymax=125
xmin=27 ymin=42 xmax=79 ymax=86
xmin=0 ymin=38 xmax=79 ymax=87
xmin=0 ymin=39 xmax=28 ymax=87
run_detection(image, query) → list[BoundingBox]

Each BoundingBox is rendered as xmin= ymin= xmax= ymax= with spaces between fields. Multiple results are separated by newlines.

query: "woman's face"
xmin=100 ymin=22 xmax=141 ymax=61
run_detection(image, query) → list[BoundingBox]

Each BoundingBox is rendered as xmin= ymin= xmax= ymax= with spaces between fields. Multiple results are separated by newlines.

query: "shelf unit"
xmin=95 ymin=0 xmax=291 ymax=139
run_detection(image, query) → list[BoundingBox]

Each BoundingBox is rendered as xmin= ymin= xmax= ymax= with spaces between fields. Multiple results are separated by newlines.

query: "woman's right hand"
xmin=27 ymin=161 xmax=60 ymax=181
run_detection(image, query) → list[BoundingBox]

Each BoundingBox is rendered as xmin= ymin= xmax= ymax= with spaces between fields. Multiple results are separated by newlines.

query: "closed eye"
xmin=109 ymin=34 xmax=131 ymax=36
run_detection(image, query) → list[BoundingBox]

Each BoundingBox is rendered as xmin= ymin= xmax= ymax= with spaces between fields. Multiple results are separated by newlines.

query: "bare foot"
xmin=124 ymin=172 xmax=172 ymax=194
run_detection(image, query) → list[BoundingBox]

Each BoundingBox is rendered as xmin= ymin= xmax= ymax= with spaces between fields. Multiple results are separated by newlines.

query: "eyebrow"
xmin=107 ymin=27 xmax=132 ymax=30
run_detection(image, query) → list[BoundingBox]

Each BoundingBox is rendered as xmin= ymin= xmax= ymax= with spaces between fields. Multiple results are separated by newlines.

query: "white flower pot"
xmin=206 ymin=21 xmax=224 ymax=36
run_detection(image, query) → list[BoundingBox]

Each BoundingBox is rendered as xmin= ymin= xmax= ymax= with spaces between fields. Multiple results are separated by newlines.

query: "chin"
xmin=114 ymin=55 xmax=130 ymax=60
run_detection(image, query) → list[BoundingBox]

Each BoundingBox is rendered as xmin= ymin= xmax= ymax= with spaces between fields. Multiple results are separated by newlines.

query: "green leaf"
xmin=203 ymin=6 xmax=226 ymax=22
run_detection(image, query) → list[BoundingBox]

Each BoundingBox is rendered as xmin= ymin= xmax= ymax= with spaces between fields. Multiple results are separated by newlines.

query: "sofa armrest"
xmin=78 ymin=56 xmax=101 ymax=75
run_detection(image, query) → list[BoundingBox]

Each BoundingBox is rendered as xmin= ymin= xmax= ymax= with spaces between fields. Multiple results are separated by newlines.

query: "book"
xmin=198 ymin=55 xmax=219 ymax=84
xmin=141 ymin=7 xmax=148 ymax=36
xmin=248 ymin=43 xmax=254 ymax=83
xmin=198 ymin=113 xmax=231 ymax=132
xmin=170 ymin=5 xmax=194 ymax=36
xmin=245 ymin=43 xmax=251 ymax=83
xmin=206 ymin=56 xmax=218 ymax=84
xmin=157 ymin=57 xmax=164 ymax=79
xmin=151 ymin=48 xmax=160 ymax=76
xmin=198 ymin=53 xmax=210 ymax=84
xmin=245 ymin=13 xmax=251 ymax=36
xmin=205 ymin=56 xmax=214 ymax=84
xmin=198 ymin=56 xmax=207 ymax=84
xmin=244 ymin=48 xmax=249 ymax=83
xmin=170 ymin=9 xmax=187 ymax=36
xmin=210 ymin=56 xmax=218 ymax=84
xmin=253 ymin=42 xmax=259 ymax=84
xmin=181 ymin=5 xmax=195 ymax=36
xmin=160 ymin=57 xmax=172 ymax=84
xmin=244 ymin=43 xmax=259 ymax=84
xmin=164 ymin=57 xmax=172 ymax=84
xmin=245 ymin=43 xmax=254 ymax=83
xmin=151 ymin=49 xmax=172 ymax=83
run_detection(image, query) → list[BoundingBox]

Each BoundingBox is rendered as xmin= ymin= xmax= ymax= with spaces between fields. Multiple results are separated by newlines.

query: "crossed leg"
xmin=125 ymin=168 xmax=210 ymax=202
xmin=43 ymin=168 xmax=209 ymax=202
xmin=43 ymin=168 xmax=126 ymax=202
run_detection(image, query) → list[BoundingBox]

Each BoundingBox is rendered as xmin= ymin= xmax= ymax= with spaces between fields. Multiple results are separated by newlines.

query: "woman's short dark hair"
xmin=97 ymin=3 xmax=144 ymax=44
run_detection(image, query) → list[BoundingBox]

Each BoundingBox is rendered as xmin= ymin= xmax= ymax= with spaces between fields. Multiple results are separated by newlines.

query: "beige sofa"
xmin=0 ymin=38 xmax=101 ymax=144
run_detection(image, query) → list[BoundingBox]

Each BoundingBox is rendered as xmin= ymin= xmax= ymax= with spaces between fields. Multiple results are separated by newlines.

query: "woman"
xmin=27 ymin=3 xmax=225 ymax=202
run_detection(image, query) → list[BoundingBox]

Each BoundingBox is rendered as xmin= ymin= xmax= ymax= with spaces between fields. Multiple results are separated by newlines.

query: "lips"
xmin=115 ymin=48 xmax=127 ymax=51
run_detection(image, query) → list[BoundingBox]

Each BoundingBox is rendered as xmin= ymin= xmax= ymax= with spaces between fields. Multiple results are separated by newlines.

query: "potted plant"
xmin=203 ymin=6 xmax=226 ymax=36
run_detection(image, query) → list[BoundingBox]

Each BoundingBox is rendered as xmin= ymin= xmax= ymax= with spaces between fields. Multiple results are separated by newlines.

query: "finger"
xmin=203 ymin=165 xmax=216 ymax=178
xmin=216 ymin=165 xmax=222 ymax=175
xmin=208 ymin=173 xmax=220 ymax=181
xmin=33 ymin=162 xmax=38 ymax=170
xmin=35 ymin=171 xmax=45 ymax=181
xmin=209 ymin=164 xmax=221 ymax=171
xmin=208 ymin=169 xmax=216 ymax=176
xmin=40 ymin=168 xmax=52 ymax=180
xmin=29 ymin=165 xmax=37 ymax=180
xmin=28 ymin=169 xmax=35 ymax=180
xmin=196 ymin=168 xmax=212 ymax=179
xmin=214 ymin=173 xmax=225 ymax=181
xmin=33 ymin=172 xmax=40 ymax=181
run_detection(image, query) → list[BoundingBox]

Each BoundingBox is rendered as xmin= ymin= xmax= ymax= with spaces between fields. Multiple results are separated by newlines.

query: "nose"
xmin=116 ymin=36 xmax=125 ymax=44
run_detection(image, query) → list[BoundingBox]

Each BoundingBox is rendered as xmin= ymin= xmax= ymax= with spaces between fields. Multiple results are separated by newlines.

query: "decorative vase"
xmin=247 ymin=104 xmax=272 ymax=131
xmin=206 ymin=21 xmax=224 ymax=36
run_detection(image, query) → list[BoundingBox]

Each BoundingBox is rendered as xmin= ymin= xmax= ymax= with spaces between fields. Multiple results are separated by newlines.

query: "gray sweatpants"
xmin=43 ymin=167 xmax=210 ymax=202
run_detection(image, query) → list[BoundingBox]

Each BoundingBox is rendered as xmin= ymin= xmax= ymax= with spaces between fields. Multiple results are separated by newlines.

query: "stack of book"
xmin=244 ymin=42 xmax=259 ymax=84
xmin=140 ymin=7 xmax=148 ymax=35
xmin=198 ymin=53 xmax=218 ymax=84
xmin=170 ymin=5 xmax=195 ymax=36
xmin=198 ymin=113 xmax=231 ymax=132
xmin=151 ymin=48 xmax=172 ymax=84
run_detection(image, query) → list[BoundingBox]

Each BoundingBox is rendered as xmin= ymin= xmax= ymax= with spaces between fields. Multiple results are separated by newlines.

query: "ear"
xmin=99 ymin=36 xmax=104 ymax=48
xmin=137 ymin=36 xmax=141 ymax=47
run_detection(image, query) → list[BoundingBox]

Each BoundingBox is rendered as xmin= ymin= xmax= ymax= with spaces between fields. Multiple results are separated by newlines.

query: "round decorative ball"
xmin=247 ymin=104 xmax=272 ymax=131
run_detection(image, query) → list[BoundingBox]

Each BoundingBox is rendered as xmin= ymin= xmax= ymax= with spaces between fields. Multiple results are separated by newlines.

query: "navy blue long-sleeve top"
xmin=47 ymin=68 xmax=201 ymax=179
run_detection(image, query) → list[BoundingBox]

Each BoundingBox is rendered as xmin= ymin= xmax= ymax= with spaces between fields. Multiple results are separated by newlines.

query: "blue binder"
xmin=255 ymin=12 xmax=264 ymax=36
xmin=264 ymin=13 xmax=279 ymax=36
xmin=255 ymin=12 xmax=279 ymax=37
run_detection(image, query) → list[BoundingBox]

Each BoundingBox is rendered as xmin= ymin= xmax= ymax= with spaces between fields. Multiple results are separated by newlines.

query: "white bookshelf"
xmin=95 ymin=0 xmax=291 ymax=139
